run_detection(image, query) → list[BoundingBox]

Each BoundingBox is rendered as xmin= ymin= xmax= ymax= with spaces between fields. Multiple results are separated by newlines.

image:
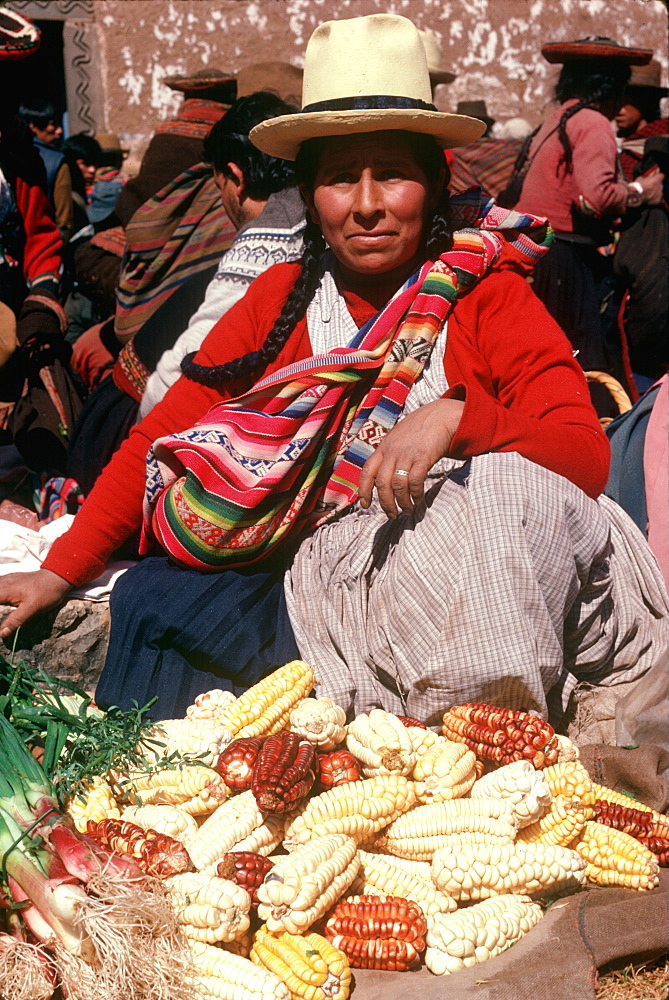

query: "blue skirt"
xmin=95 ymin=556 xmax=300 ymax=720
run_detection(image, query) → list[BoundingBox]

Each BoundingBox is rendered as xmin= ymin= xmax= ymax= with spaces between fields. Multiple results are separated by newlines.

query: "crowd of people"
xmin=0 ymin=6 xmax=666 ymax=735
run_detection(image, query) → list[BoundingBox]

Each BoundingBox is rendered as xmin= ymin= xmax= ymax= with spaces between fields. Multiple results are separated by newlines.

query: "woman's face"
xmin=301 ymin=132 xmax=443 ymax=286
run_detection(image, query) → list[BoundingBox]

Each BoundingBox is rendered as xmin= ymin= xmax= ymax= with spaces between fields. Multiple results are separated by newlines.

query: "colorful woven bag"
xmin=141 ymin=200 xmax=552 ymax=571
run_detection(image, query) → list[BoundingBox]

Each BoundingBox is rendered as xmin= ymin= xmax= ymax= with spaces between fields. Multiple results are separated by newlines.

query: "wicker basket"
xmin=585 ymin=371 xmax=633 ymax=427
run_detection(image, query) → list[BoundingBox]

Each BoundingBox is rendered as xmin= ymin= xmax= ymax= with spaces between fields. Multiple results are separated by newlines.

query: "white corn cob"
xmin=413 ymin=740 xmax=477 ymax=803
xmin=346 ymin=710 xmax=416 ymax=776
xmin=186 ymin=688 xmax=237 ymax=722
xmin=120 ymin=803 xmax=199 ymax=842
xmin=554 ymin=734 xmax=580 ymax=762
xmin=143 ymin=717 xmax=232 ymax=767
xmin=256 ymin=833 xmax=360 ymax=934
xmin=379 ymin=797 xmax=517 ymax=861
xmin=166 ymin=872 xmax=251 ymax=943
xmin=352 ymin=849 xmax=457 ymax=915
xmin=122 ymin=764 xmax=230 ymax=816
xmin=289 ymin=697 xmax=347 ymax=751
xmin=283 ymin=775 xmax=416 ymax=849
xmin=405 ymin=727 xmax=447 ymax=757
xmin=470 ymin=760 xmax=552 ymax=828
xmin=67 ymin=776 xmax=120 ymax=832
xmin=425 ymin=895 xmax=543 ymax=975
xmin=189 ymin=940 xmax=289 ymax=1000
xmin=362 ymin=852 xmax=433 ymax=880
xmin=431 ymin=841 xmax=587 ymax=901
xmin=185 ymin=789 xmax=266 ymax=871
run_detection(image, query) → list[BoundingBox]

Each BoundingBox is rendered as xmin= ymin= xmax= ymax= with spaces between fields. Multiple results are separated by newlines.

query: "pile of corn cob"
xmin=64 ymin=662 xmax=666 ymax=999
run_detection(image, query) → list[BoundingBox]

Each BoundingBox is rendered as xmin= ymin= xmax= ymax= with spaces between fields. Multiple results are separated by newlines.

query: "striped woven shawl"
xmin=142 ymin=196 xmax=552 ymax=570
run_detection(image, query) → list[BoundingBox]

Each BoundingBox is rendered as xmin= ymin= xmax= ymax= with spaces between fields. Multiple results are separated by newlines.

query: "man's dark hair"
xmin=17 ymin=97 xmax=59 ymax=130
xmin=202 ymin=91 xmax=296 ymax=200
xmin=62 ymin=132 xmax=101 ymax=167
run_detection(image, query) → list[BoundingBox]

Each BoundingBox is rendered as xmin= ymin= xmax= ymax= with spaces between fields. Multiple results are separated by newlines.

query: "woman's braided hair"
xmin=554 ymin=60 xmax=630 ymax=172
xmin=181 ymin=131 xmax=452 ymax=388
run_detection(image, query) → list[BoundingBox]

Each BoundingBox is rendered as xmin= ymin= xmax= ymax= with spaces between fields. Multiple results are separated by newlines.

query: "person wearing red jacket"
xmin=0 ymin=15 xmax=665 ymax=726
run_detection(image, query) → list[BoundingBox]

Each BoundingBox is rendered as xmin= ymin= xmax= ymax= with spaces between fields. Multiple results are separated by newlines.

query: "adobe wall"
xmin=94 ymin=0 xmax=668 ymax=160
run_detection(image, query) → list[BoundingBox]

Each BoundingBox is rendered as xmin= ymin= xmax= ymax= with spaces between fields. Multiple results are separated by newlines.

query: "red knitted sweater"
xmin=43 ymin=262 xmax=609 ymax=586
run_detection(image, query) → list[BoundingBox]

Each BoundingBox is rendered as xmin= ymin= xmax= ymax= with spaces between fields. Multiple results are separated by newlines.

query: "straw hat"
xmin=418 ymin=29 xmax=456 ymax=85
xmin=250 ymin=14 xmax=485 ymax=161
xmin=0 ymin=5 xmax=40 ymax=61
xmin=541 ymin=36 xmax=652 ymax=65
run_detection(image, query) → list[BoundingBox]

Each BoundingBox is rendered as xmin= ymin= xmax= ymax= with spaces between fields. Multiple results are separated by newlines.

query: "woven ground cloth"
xmin=286 ymin=452 xmax=669 ymax=727
xmin=351 ymin=745 xmax=668 ymax=1000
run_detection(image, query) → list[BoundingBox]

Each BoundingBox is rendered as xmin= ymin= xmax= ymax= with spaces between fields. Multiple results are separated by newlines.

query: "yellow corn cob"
xmin=283 ymin=775 xmax=416 ymax=850
xmin=185 ymin=789 xmax=266 ymax=871
xmin=256 ymin=833 xmax=360 ymax=934
xmin=142 ymin=717 xmax=232 ymax=767
xmin=186 ymin=688 xmax=237 ymax=722
xmin=120 ymin=803 xmax=199 ymax=842
xmin=166 ymin=872 xmax=251 ymax=943
xmin=345 ymin=710 xmax=416 ymax=777
xmin=122 ymin=764 xmax=230 ymax=816
xmin=66 ymin=776 xmax=120 ymax=833
xmin=405 ymin=727 xmax=447 ymax=758
xmin=413 ymin=740 xmax=477 ymax=803
xmin=517 ymin=761 xmax=595 ymax=847
xmin=470 ymin=760 xmax=552 ymax=829
xmin=570 ymin=821 xmax=661 ymax=890
xmin=425 ymin=894 xmax=543 ymax=975
xmin=289 ymin=697 xmax=347 ymax=752
xmin=431 ymin=841 xmax=586 ymax=900
xmin=378 ymin=797 xmax=517 ymax=861
xmin=591 ymin=783 xmax=656 ymax=815
xmin=352 ymin=849 xmax=457 ymax=916
xmin=251 ymin=926 xmax=351 ymax=1000
xmin=217 ymin=661 xmax=315 ymax=741
xmin=189 ymin=940 xmax=290 ymax=1000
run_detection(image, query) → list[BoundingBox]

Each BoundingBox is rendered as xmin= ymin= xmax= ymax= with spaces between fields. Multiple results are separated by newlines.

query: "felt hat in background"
xmin=456 ymin=99 xmax=495 ymax=132
xmin=541 ymin=36 xmax=653 ymax=65
xmin=236 ymin=62 xmax=303 ymax=107
xmin=163 ymin=67 xmax=237 ymax=103
xmin=627 ymin=59 xmax=668 ymax=96
xmin=418 ymin=29 xmax=456 ymax=85
xmin=0 ymin=4 xmax=40 ymax=60
xmin=250 ymin=13 xmax=486 ymax=161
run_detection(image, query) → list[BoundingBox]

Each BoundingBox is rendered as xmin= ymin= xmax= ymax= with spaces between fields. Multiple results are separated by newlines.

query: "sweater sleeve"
xmin=445 ymin=270 xmax=610 ymax=499
xmin=13 ymin=174 xmax=63 ymax=293
xmin=42 ymin=263 xmax=302 ymax=586
xmin=568 ymin=110 xmax=628 ymax=218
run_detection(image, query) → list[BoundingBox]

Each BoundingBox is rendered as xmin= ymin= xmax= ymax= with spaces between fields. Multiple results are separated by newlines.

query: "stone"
xmin=0 ymin=600 xmax=110 ymax=696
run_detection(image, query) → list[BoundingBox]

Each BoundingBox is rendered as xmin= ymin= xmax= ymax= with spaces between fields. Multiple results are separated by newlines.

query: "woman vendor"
xmin=0 ymin=14 xmax=666 ymax=727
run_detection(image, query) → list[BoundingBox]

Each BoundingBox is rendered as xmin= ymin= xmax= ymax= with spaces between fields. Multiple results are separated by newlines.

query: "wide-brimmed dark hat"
xmin=627 ymin=59 xmax=668 ymax=95
xmin=456 ymin=100 xmax=495 ymax=130
xmin=542 ymin=36 xmax=653 ymax=65
xmin=0 ymin=5 xmax=40 ymax=61
xmin=164 ymin=67 xmax=236 ymax=94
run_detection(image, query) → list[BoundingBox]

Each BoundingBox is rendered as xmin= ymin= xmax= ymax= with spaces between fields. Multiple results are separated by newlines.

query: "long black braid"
xmin=554 ymin=60 xmax=630 ymax=172
xmin=182 ymin=132 xmax=452 ymax=388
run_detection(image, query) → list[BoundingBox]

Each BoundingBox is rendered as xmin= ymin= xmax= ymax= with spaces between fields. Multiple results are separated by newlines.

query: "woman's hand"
xmin=0 ymin=570 xmax=72 ymax=639
xmin=358 ymin=397 xmax=465 ymax=518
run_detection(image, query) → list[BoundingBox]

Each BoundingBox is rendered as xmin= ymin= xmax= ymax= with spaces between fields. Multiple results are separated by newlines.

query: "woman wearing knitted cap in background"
xmin=514 ymin=37 xmax=664 ymax=414
xmin=0 ymin=15 xmax=665 ymax=734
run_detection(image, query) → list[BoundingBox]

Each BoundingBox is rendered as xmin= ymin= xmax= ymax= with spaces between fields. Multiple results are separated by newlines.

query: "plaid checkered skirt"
xmin=285 ymin=453 xmax=668 ymax=727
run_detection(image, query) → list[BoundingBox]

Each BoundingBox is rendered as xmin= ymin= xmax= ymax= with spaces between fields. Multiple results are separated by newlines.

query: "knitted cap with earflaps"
xmin=250 ymin=13 xmax=484 ymax=160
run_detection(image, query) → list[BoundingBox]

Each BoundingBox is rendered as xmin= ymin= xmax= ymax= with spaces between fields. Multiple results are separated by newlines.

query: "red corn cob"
xmin=594 ymin=799 xmax=669 ymax=865
xmin=216 ymin=736 xmax=267 ymax=791
xmin=324 ymin=895 xmax=427 ymax=970
xmin=86 ymin=819 xmax=193 ymax=877
xmin=316 ymin=749 xmax=362 ymax=792
xmin=442 ymin=703 xmax=559 ymax=769
xmin=251 ymin=733 xmax=317 ymax=813
xmin=396 ymin=715 xmax=426 ymax=729
xmin=216 ymin=851 xmax=274 ymax=907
